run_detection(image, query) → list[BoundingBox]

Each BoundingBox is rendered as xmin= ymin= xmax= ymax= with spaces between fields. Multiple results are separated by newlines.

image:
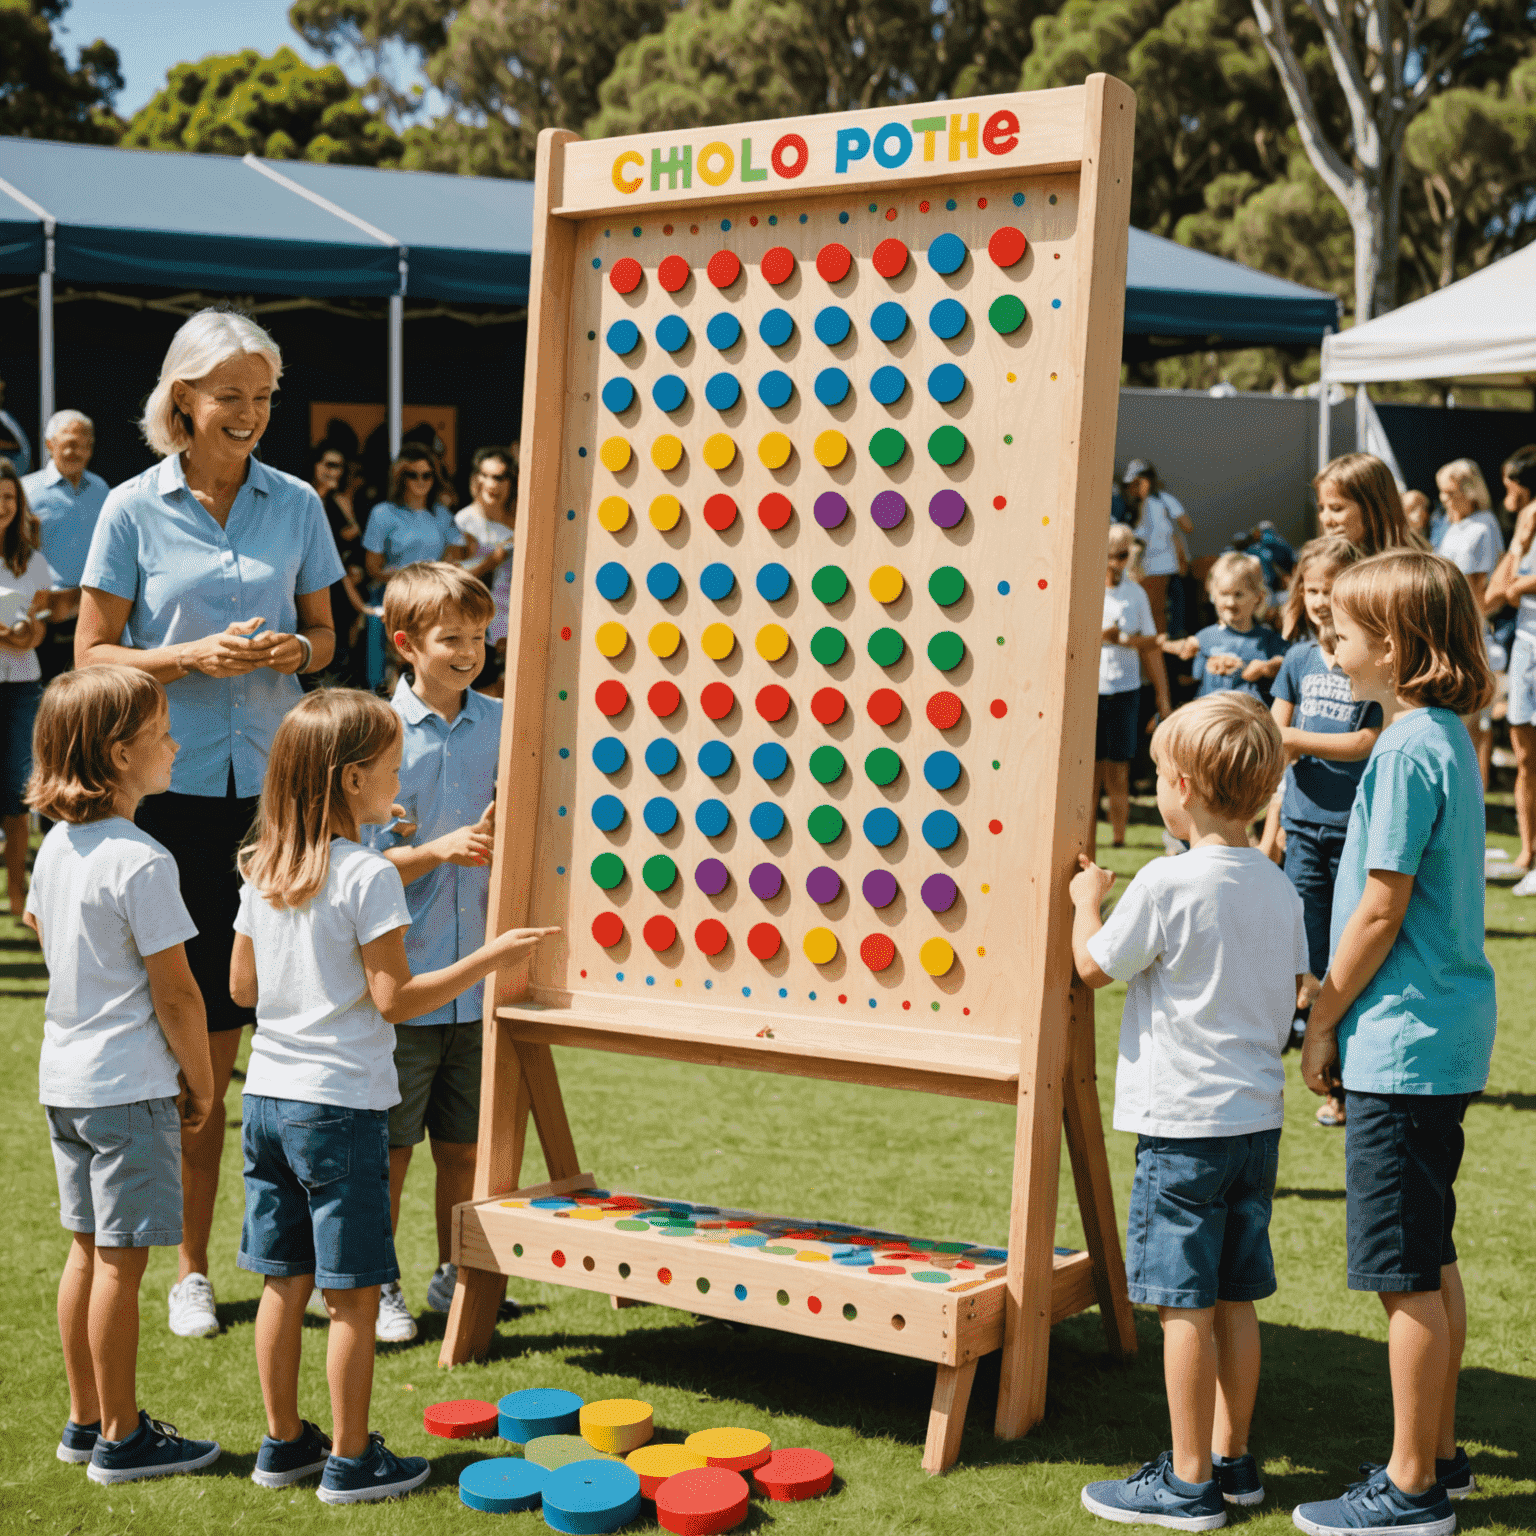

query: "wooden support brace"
xmin=923 ymin=1359 xmax=979 ymax=1475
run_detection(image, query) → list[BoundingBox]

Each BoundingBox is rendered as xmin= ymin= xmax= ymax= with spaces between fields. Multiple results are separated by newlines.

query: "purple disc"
xmin=862 ymin=869 xmax=898 ymax=908
xmin=870 ymin=490 xmax=907 ymax=530
xmin=696 ymin=858 xmax=730 ymax=896
xmin=814 ymin=491 xmax=849 ymax=529
xmin=920 ymin=873 xmax=958 ymax=913
xmin=806 ymin=865 xmax=843 ymax=904
xmin=749 ymin=862 xmax=784 ymax=900
xmin=929 ymin=489 xmax=966 ymax=529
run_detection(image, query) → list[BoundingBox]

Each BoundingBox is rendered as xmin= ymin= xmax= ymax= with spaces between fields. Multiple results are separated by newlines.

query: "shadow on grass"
xmin=1469 ymin=1090 xmax=1536 ymax=1111
xmin=1274 ymin=1187 xmax=1346 ymax=1201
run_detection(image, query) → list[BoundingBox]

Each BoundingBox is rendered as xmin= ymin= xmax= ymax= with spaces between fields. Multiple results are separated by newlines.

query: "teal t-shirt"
xmin=1330 ymin=708 xmax=1496 ymax=1095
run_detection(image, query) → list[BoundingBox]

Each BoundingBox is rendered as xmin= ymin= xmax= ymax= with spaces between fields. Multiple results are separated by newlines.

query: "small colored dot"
xmin=838 ymin=994 xmax=847 ymax=1004
xmin=663 ymin=224 xmax=673 ymax=234
xmin=1004 ymin=434 xmax=1013 ymax=444
xmin=558 ymin=747 xmax=569 ymax=758
xmin=903 ymin=1001 xmax=911 ymax=1010
xmin=799 ymin=214 xmax=808 ymax=223
xmin=556 ymin=866 xmax=565 ymax=875
xmin=691 ymin=224 xmax=699 ymax=233
xmin=977 ymin=947 xmax=986 ymax=957
xmin=750 ymin=215 xmax=759 ymax=226
xmin=885 ymin=208 xmax=896 ymax=221
xmin=868 ymin=202 xmax=877 ymax=212
xmin=722 ymin=218 xmax=732 ymax=230
xmin=963 ymin=1007 xmax=971 ymax=1015
xmin=1013 ymin=192 xmax=1025 ymax=206
xmin=560 ymin=626 xmax=571 ymax=641
xmin=999 ymin=580 xmax=1011 ymax=594
xmin=779 ymin=987 xmax=787 ymax=997
xmin=931 ymin=1002 xmax=940 ymax=1011
xmin=1006 ymin=372 xmax=1016 ymax=383
xmin=566 ymin=509 xmax=575 ymax=520
xmin=617 ymin=972 xmax=624 ymax=981
xmin=809 ymin=991 xmax=817 ymax=1000
xmin=646 ymin=976 xmax=654 ymax=986
xmin=633 ymin=227 xmax=641 ymax=236
xmin=742 ymin=986 xmax=751 ymax=996
xmin=675 ymin=979 xmax=681 ymax=987
xmin=1043 ymin=515 xmax=1050 ymax=524
xmin=1049 ymin=193 xmax=1058 ymax=204
xmin=869 ymin=998 xmax=877 ymax=1008
xmin=1051 ymin=372 xmax=1058 ymax=381
xmin=991 ymin=699 xmax=1008 ymax=718
xmin=564 ymin=571 xmax=574 ymax=583
xmin=558 ymin=806 xmax=567 ymax=816
xmin=919 ymin=200 xmax=929 ymax=212
xmin=577 ymin=447 xmax=586 ymax=457
xmin=839 ymin=211 xmax=848 ymax=223
xmin=558 ymin=689 xmax=568 ymax=700
xmin=992 ymin=759 xmax=1000 ymax=769
xmin=769 ymin=215 xmax=778 ymax=225
xmin=945 ymin=199 xmax=956 ymax=210
xmin=993 ymin=495 xmax=1006 ymax=509
xmin=587 ymin=330 xmax=595 ymax=339
xmin=981 ymin=882 xmax=991 ymax=894
xmin=705 ymin=979 xmax=713 ymax=989
xmin=1039 ymin=579 xmax=1049 ymax=589
xmin=591 ymin=258 xmax=600 ymax=269
xmin=1052 ymin=298 xmax=1062 ymax=308
xmin=978 ymin=197 xmax=988 ymax=208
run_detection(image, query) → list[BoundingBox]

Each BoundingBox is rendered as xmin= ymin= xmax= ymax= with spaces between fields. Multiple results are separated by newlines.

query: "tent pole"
xmin=388 ymin=292 xmax=403 ymax=460
xmin=1316 ymin=328 xmax=1331 ymax=477
xmin=39 ymin=223 xmax=55 ymax=447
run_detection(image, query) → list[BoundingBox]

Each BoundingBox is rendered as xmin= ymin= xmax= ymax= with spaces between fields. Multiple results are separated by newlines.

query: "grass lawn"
xmin=2 ymin=808 xmax=1532 ymax=1534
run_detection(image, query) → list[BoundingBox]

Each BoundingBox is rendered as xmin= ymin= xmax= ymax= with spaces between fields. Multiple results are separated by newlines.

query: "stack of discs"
xmin=684 ymin=1427 xmax=772 ymax=1473
xmin=459 ymin=1457 xmax=547 ymax=1513
xmin=526 ymin=1435 xmax=624 ymax=1470
xmin=753 ymin=1448 xmax=836 ymax=1500
xmin=542 ymin=1459 xmax=643 ymax=1535
xmin=626 ymin=1443 xmax=708 ymax=1499
xmin=500 ymin=1386 xmax=583 ymax=1443
xmin=655 ymin=1466 xmax=751 ymax=1535
xmin=580 ymin=1398 xmax=654 ymax=1455
xmin=424 ymin=1398 xmax=500 ymax=1439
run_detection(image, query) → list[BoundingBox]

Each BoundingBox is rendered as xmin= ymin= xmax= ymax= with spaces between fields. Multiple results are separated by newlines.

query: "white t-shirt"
xmin=1136 ymin=491 xmax=1187 ymax=577
xmin=1514 ymin=544 xmax=1536 ymax=641
xmin=1087 ymin=846 xmax=1308 ymax=1138
xmin=1438 ymin=515 xmax=1499 ymax=578
xmin=236 ymin=839 xmax=413 ymax=1110
xmin=27 ymin=818 xmax=197 ymax=1107
xmin=1100 ymin=578 xmax=1156 ymax=695
xmin=454 ymin=505 xmax=514 ymax=643
xmin=0 ymin=548 xmax=57 ymax=682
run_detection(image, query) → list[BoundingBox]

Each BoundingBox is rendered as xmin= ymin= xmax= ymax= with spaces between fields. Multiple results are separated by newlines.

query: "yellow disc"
xmin=599 ymin=436 xmax=631 ymax=472
xmin=758 ymin=431 xmax=792 ymax=469
xmin=755 ymin=623 xmax=790 ymax=662
xmin=648 ymin=621 xmax=682 ymax=658
xmin=651 ymin=434 xmax=683 ymax=471
xmin=594 ymin=621 xmax=629 ymax=659
xmin=701 ymin=622 xmax=736 ymax=661
xmin=803 ymin=926 xmax=838 ymax=964
xmin=497 ymin=1199 xmax=528 ymax=1208
xmin=813 ymin=429 xmax=848 ymax=467
xmin=702 ymin=432 xmax=737 ymax=470
xmin=794 ymin=1250 xmax=830 ymax=1262
xmin=567 ymin=1209 xmax=604 ymax=1221
xmin=580 ymin=1398 xmax=654 ymax=1455
xmin=627 ymin=1443 xmax=707 ymax=1487
xmin=869 ymin=565 xmax=905 ymax=604
xmin=686 ymin=1427 xmax=772 ymax=1468
xmin=597 ymin=495 xmax=630 ymax=532
xmin=919 ymin=937 xmax=956 ymax=976
xmin=649 ymin=494 xmax=682 ymax=531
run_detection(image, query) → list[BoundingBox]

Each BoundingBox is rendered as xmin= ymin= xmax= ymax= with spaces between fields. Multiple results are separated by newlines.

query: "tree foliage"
xmin=0 ymin=0 xmax=123 ymax=143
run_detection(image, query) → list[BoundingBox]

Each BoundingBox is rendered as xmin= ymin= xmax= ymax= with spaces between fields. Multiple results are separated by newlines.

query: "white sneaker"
xmin=167 ymin=1273 xmax=220 ymax=1338
xmin=425 ymin=1262 xmax=457 ymax=1313
xmin=375 ymin=1280 xmax=418 ymax=1343
xmin=1512 ymin=870 xmax=1536 ymax=897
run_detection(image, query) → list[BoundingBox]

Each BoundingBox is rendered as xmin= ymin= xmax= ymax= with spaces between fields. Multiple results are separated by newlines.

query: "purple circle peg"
xmin=805 ymin=865 xmax=843 ymax=904
xmin=920 ymin=872 xmax=958 ymax=912
xmin=862 ymin=868 xmax=898 ymax=908
xmin=870 ymin=490 xmax=907 ymax=530
xmin=814 ymin=491 xmax=849 ymax=529
xmin=749 ymin=862 xmax=784 ymax=900
xmin=929 ymin=489 xmax=966 ymax=529
xmin=695 ymin=858 xmax=730 ymax=896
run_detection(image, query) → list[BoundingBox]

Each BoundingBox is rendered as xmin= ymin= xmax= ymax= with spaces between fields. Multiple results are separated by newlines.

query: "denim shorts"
xmin=1125 ymin=1129 xmax=1281 ymax=1309
xmin=389 ymin=1020 xmax=482 ymax=1148
xmin=238 ymin=1094 xmax=398 ymax=1290
xmin=1096 ymin=688 xmax=1140 ymax=763
xmin=47 ymin=1097 xmax=182 ymax=1247
xmin=1507 ymin=634 xmax=1536 ymax=727
xmin=0 ymin=679 xmax=41 ymax=817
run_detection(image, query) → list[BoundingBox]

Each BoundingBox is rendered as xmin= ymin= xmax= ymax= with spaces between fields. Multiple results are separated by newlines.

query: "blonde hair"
xmin=1152 ymin=693 xmax=1286 ymax=823
xmin=1282 ymin=535 xmax=1362 ymax=641
xmin=1314 ymin=453 xmax=1419 ymax=555
xmin=1331 ymin=551 xmax=1493 ymax=716
xmin=239 ymin=690 xmax=401 ymax=909
xmin=1436 ymin=457 xmax=1492 ymax=512
xmin=383 ymin=562 xmax=496 ymax=644
xmin=1206 ymin=550 xmax=1267 ymax=601
xmin=26 ymin=667 xmax=168 ymax=824
xmin=141 ymin=308 xmax=282 ymax=457
xmin=1107 ymin=523 xmax=1137 ymax=556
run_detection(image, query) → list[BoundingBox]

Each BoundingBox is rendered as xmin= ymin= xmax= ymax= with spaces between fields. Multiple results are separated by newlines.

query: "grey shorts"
xmin=46 ymin=1098 xmax=183 ymax=1248
xmin=388 ymin=1021 xmax=482 ymax=1148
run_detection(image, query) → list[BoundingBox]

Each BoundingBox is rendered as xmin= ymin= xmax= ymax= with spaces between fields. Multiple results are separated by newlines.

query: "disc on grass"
xmin=656 ymin=1465 xmax=751 ymax=1535
xmin=683 ymin=1427 xmax=772 ymax=1473
xmin=525 ymin=1434 xmax=624 ymax=1471
xmin=627 ymin=1443 xmax=708 ymax=1499
xmin=459 ymin=1456 xmax=547 ymax=1513
xmin=752 ymin=1447 xmax=835 ymax=1501
xmin=542 ymin=1459 xmax=643 ymax=1535
xmin=580 ymin=1398 xmax=654 ymax=1455
xmin=425 ymin=1398 xmax=500 ymax=1438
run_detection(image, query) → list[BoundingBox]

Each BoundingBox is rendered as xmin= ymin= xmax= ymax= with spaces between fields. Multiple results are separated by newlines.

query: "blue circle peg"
xmin=759 ymin=307 xmax=794 ymax=346
xmin=923 ymin=750 xmax=962 ymax=790
xmin=595 ymin=561 xmax=630 ymax=601
xmin=928 ymin=363 xmax=966 ymax=403
xmin=704 ymin=372 xmax=740 ymax=410
xmin=927 ymin=232 xmax=968 ymax=274
xmin=922 ymin=809 xmax=960 ymax=849
xmin=695 ymin=798 xmax=730 ymax=837
xmin=655 ymin=314 xmax=690 ymax=353
xmin=697 ymin=740 xmax=734 ymax=779
xmin=756 ymin=562 xmax=791 ymax=601
xmin=646 ymin=562 xmax=681 ymax=600
xmin=643 ymin=797 xmax=678 ymax=834
xmin=870 ymin=302 xmax=908 ymax=342
xmin=814 ymin=367 xmax=850 ymax=406
xmin=699 ymin=562 xmax=735 ymax=600
xmin=591 ymin=795 xmax=625 ymax=832
xmin=930 ymin=298 xmax=967 ymax=339
xmin=651 ymin=374 xmax=687 ymax=412
xmin=758 ymin=370 xmax=794 ymax=409
xmin=706 ymin=311 xmax=741 ymax=350
xmin=750 ymin=801 xmax=786 ymax=840
xmin=645 ymin=738 xmax=680 ymax=776
xmin=606 ymin=319 xmax=639 ymax=355
xmin=601 ymin=377 xmax=635 ymax=413
xmin=870 ymin=365 xmax=907 ymax=405
xmin=863 ymin=807 xmax=901 ymax=847
xmin=591 ymin=737 xmax=627 ymax=774
xmin=753 ymin=741 xmax=788 ymax=780
xmin=814 ymin=305 xmax=851 ymax=345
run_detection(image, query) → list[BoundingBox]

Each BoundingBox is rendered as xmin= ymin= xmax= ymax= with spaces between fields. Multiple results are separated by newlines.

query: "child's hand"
xmin=1162 ymin=635 xmax=1200 ymax=660
xmin=1102 ymin=623 xmax=1122 ymax=644
xmin=1297 ymin=972 xmax=1322 ymax=1010
xmin=1204 ymin=651 xmax=1241 ymax=675
xmin=1069 ymin=853 xmax=1116 ymax=910
xmin=1241 ymin=655 xmax=1284 ymax=682
xmin=432 ymin=810 xmax=495 ymax=868
xmin=1300 ymin=1025 xmax=1340 ymax=1097
xmin=488 ymin=925 xmax=561 ymax=962
xmin=388 ymin=803 xmax=418 ymax=840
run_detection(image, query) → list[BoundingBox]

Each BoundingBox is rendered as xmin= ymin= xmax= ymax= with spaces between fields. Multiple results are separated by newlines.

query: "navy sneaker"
xmin=316 ymin=1431 xmax=429 ymax=1505
xmin=1082 ymin=1451 xmax=1228 ymax=1530
xmin=1214 ymin=1453 xmax=1265 ymax=1507
xmin=57 ymin=1419 xmax=100 ymax=1464
xmin=1357 ymin=1453 xmax=1476 ymax=1503
xmin=1292 ymin=1466 xmax=1455 ymax=1536
xmin=86 ymin=1411 xmax=221 ymax=1485
xmin=252 ymin=1420 xmax=333 ymax=1487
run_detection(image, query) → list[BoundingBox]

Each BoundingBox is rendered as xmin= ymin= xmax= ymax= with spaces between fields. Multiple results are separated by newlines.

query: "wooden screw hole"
xmin=891 ymin=1314 xmax=906 ymax=1331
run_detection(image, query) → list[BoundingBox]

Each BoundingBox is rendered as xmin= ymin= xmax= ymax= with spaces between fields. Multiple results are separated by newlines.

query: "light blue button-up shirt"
xmin=366 ymin=677 xmax=502 ymax=1025
xmin=82 ymin=454 xmax=344 ymax=798
xmin=363 ymin=501 xmax=462 ymax=568
xmin=22 ymin=460 xmax=110 ymax=588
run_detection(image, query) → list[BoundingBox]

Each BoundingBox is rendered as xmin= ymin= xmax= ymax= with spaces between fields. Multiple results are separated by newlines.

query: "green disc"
xmin=809 ymin=745 xmax=846 ymax=784
xmin=591 ymin=852 xmax=626 ymax=890
xmin=811 ymin=565 xmax=850 ymax=604
xmin=614 ymin=1219 xmax=649 ymax=1231
xmin=807 ymin=805 xmax=845 ymax=844
xmin=867 ymin=627 xmax=905 ymax=666
xmin=928 ymin=424 xmax=967 ymax=466
xmin=929 ymin=566 xmax=966 ymax=606
xmin=869 ymin=427 xmax=907 ymax=468
xmin=989 ymin=293 xmax=1027 ymax=334
xmin=928 ymin=631 xmax=966 ymax=671
xmin=525 ymin=1435 xmax=624 ymax=1470
xmin=642 ymin=854 xmax=677 ymax=892
xmin=810 ymin=625 xmax=847 ymax=664
xmin=865 ymin=747 xmax=902 ymax=786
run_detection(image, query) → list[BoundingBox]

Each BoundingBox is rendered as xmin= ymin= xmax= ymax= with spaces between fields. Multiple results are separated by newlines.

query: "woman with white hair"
xmin=76 ymin=307 xmax=344 ymax=1341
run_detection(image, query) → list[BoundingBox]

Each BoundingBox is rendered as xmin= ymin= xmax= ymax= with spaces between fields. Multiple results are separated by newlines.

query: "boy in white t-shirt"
xmin=1071 ymin=692 xmax=1308 ymax=1530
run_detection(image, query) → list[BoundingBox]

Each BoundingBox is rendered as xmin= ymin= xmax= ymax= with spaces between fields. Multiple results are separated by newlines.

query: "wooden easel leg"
xmin=922 ymin=1360 xmax=978 ymax=1475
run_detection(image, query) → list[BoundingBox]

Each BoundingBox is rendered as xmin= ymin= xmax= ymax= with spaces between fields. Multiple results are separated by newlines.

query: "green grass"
xmin=2 ymin=813 xmax=1533 ymax=1533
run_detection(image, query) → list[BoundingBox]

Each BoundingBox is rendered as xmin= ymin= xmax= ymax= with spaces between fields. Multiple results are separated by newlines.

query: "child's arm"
xmin=1240 ymin=654 xmax=1285 ymax=683
xmin=230 ymin=932 xmax=258 ymax=1010
xmin=382 ymin=800 xmax=495 ymax=886
xmin=1068 ymin=855 xmax=1117 ymax=989
xmin=144 ymin=943 xmax=215 ymax=1133
xmin=1280 ymin=723 xmax=1382 ymax=763
xmin=1270 ymin=698 xmax=1294 ymax=729
xmin=1159 ymin=634 xmax=1201 ymax=660
xmin=362 ymin=922 xmax=561 ymax=1025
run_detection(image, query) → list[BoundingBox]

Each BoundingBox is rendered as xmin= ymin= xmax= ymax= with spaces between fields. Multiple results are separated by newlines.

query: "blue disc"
xmin=591 ymin=795 xmax=625 ymax=832
xmin=655 ymin=314 xmax=690 ymax=353
xmin=698 ymin=740 xmax=734 ymax=778
xmin=923 ymin=809 xmax=961 ymax=849
xmin=651 ymin=374 xmax=687 ymax=412
xmin=700 ymin=562 xmax=735 ymax=601
xmin=870 ymin=301 xmax=909 ymax=342
xmin=930 ymin=298 xmax=968 ymax=339
xmin=756 ymin=562 xmax=791 ymax=601
xmin=460 ymin=1456 xmax=547 ymax=1514
xmin=815 ymin=305 xmax=851 ymax=345
xmin=646 ymin=562 xmax=681 ymax=601
xmin=834 ymin=1250 xmax=875 ymax=1266
xmin=750 ymin=801 xmax=786 ymax=840
xmin=644 ymin=738 xmax=680 ymax=776
xmin=759 ymin=307 xmax=795 ymax=346
xmin=928 ymin=363 xmax=966 ymax=403
xmin=497 ymin=1387 xmax=583 ymax=1445
xmin=924 ymin=750 xmax=962 ymax=790
xmin=758 ymin=370 xmax=794 ymax=409
xmin=814 ymin=367 xmax=850 ymax=406
xmin=601 ymin=377 xmax=635 ymax=414
xmin=541 ymin=1460 xmax=641 ymax=1536
xmin=606 ymin=319 xmax=639 ymax=356
xmin=591 ymin=737 xmax=627 ymax=774
xmin=704 ymin=372 xmax=740 ymax=410
xmin=695 ymin=798 xmax=730 ymax=837
xmin=594 ymin=561 xmax=630 ymax=601
xmin=705 ymin=311 xmax=741 ymax=350
xmin=753 ymin=741 xmax=788 ymax=780
xmin=643 ymin=797 xmax=678 ymax=835
xmin=863 ymin=807 xmax=901 ymax=847
xmin=928 ymin=231 xmax=968 ymax=274
xmin=870 ymin=365 xmax=908 ymax=405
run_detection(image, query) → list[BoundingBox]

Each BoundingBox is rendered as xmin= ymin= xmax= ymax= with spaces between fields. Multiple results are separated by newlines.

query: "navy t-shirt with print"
xmin=1273 ymin=638 xmax=1383 ymax=831
xmin=1192 ymin=622 xmax=1290 ymax=703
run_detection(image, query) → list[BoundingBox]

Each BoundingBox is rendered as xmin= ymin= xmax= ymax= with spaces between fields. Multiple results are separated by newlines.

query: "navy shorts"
xmin=1126 ymin=1130 xmax=1281 ymax=1309
xmin=238 ymin=1095 xmax=398 ymax=1290
xmin=1096 ymin=688 xmax=1140 ymax=763
xmin=1345 ymin=1091 xmax=1470 ymax=1293
xmin=1281 ymin=825 xmax=1347 ymax=978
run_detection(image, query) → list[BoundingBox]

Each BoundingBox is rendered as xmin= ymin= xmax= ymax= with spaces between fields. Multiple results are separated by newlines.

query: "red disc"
xmin=747 ymin=923 xmax=781 ymax=960
xmin=860 ymin=933 xmax=895 ymax=971
xmin=701 ymin=682 xmax=735 ymax=720
xmin=872 ymin=238 xmax=908 ymax=278
xmin=990 ymin=698 xmax=1008 ymax=718
xmin=595 ymin=680 xmax=629 ymax=717
xmin=423 ymin=1398 xmax=499 ymax=1439
xmin=810 ymin=688 xmax=846 ymax=725
xmin=648 ymin=679 xmax=681 ymax=717
xmin=755 ymin=685 xmax=791 ymax=722
xmin=656 ymin=1466 xmax=750 ymax=1536
xmin=658 ymin=254 xmax=691 ymax=292
xmin=868 ymin=1265 xmax=906 ymax=1275
xmin=867 ymin=688 xmax=902 ymax=726
xmin=989 ymin=225 xmax=1028 ymax=268
xmin=707 ymin=250 xmax=741 ymax=288
xmin=926 ymin=691 xmax=963 ymax=729
xmin=758 ymin=493 xmax=792 ymax=530
xmin=760 ymin=247 xmax=795 ymax=285
xmin=643 ymin=914 xmax=678 ymax=951
xmin=703 ymin=493 xmax=738 ymax=531
xmin=695 ymin=918 xmax=728 ymax=956
xmin=815 ymin=242 xmax=852 ymax=283
xmin=592 ymin=912 xmax=625 ymax=948
xmin=609 ymin=257 xmax=643 ymax=294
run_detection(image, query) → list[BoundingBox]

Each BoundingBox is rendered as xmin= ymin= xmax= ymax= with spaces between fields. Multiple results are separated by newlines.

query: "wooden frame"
xmin=443 ymin=76 xmax=1138 ymax=1473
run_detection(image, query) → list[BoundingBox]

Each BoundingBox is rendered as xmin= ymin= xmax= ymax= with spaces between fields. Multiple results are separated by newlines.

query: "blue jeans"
xmin=1283 ymin=824 xmax=1347 ymax=978
xmin=0 ymin=678 xmax=40 ymax=816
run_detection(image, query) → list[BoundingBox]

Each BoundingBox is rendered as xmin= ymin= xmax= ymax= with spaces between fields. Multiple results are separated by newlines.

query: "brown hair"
xmin=239 ymin=689 xmax=401 ymax=909
xmin=387 ymin=446 xmax=447 ymax=507
xmin=1313 ymin=453 xmax=1418 ymax=555
xmin=0 ymin=458 xmax=43 ymax=578
xmin=1331 ymin=550 xmax=1494 ymax=715
xmin=383 ymin=561 xmax=495 ymax=645
xmin=1151 ymin=693 xmax=1286 ymax=823
xmin=26 ymin=666 xmax=167 ymax=824
xmin=1282 ymin=535 xmax=1362 ymax=641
